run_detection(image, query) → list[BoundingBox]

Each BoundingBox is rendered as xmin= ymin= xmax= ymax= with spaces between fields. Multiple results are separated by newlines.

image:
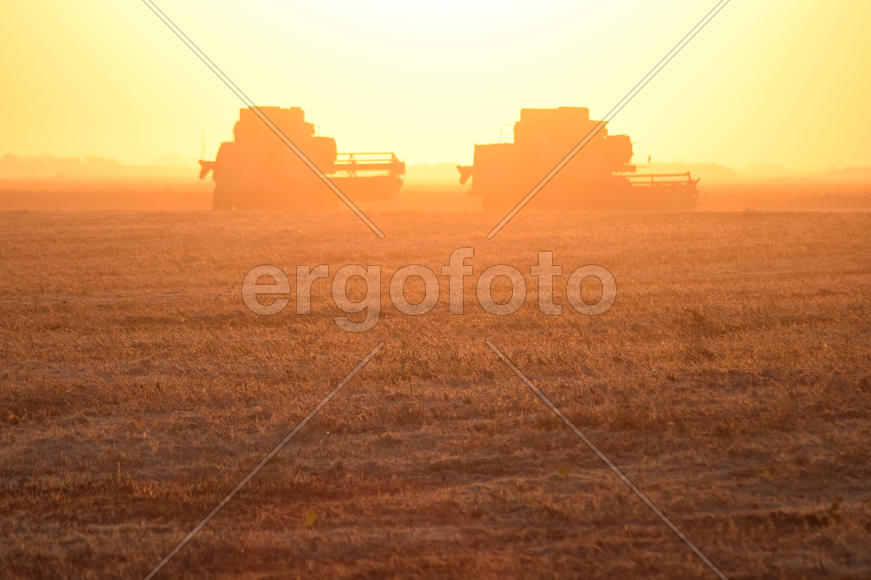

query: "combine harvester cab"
xmin=199 ymin=107 xmax=405 ymax=210
xmin=457 ymin=107 xmax=698 ymax=213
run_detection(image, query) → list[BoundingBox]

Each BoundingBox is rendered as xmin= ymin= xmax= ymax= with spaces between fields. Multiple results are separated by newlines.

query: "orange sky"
xmin=2 ymin=1 xmax=869 ymax=171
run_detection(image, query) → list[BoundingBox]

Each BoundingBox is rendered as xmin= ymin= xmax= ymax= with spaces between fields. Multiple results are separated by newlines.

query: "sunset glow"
xmin=2 ymin=1 xmax=869 ymax=170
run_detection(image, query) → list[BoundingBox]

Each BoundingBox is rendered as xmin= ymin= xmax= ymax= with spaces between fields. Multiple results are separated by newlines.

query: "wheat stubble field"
xmin=0 ymin=209 xmax=869 ymax=579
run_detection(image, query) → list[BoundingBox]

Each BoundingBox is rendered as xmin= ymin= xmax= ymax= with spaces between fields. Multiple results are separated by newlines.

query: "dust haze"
xmin=3 ymin=2 xmax=871 ymax=577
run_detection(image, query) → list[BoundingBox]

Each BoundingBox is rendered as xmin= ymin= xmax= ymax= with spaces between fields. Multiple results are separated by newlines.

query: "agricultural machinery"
xmin=457 ymin=107 xmax=698 ymax=212
xmin=199 ymin=107 xmax=405 ymax=210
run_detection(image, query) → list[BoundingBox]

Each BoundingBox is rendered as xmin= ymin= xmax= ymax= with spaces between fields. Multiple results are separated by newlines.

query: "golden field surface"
xmin=1 ymin=209 xmax=869 ymax=578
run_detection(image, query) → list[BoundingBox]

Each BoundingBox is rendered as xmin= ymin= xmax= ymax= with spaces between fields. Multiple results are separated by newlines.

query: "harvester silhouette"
xmin=457 ymin=107 xmax=699 ymax=212
xmin=200 ymin=106 xmax=697 ymax=212
xmin=199 ymin=107 xmax=405 ymax=210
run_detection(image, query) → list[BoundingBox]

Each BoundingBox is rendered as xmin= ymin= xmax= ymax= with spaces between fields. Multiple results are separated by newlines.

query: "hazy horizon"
xmin=3 ymin=151 xmax=871 ymax=187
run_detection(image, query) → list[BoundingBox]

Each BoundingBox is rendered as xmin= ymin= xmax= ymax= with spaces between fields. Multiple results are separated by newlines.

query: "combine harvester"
xmin=199 ymin=107 xmax=405 ymax=209
xmin=457 ymin=107 xmax=698 ymax=212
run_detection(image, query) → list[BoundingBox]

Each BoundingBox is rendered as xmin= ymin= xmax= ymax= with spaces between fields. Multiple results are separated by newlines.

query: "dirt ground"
xmin=1 ymin=209 xmax=869 ymax=578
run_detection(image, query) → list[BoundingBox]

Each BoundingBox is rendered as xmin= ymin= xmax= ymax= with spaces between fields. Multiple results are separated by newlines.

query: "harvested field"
xmin=1 ymin=209 xmax=869 ymax=578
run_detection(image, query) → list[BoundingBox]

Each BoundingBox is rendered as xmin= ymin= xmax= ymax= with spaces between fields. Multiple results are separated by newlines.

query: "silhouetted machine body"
xmin=457 ymin=107 xmax=698 ymax=212
xmin=199 ymin=107 xmax=405 ymax=209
